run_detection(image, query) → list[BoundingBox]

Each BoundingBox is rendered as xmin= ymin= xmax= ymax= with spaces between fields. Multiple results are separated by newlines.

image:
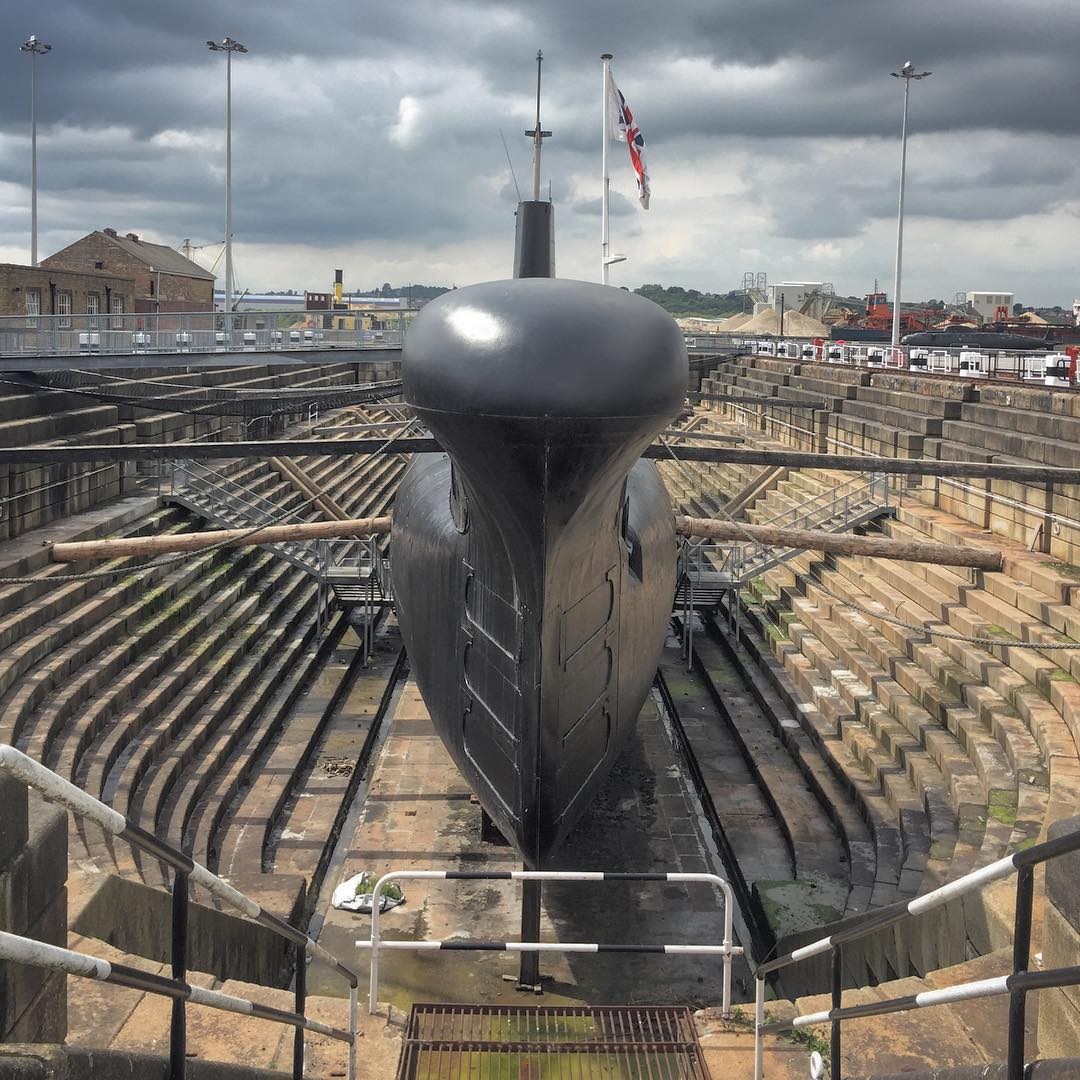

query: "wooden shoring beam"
xmin=4 ymin=440 xmax=1080 ymax=486
xmin=50 ymin=516 xmax=392 ymax=562
xmin=674 ymin=515 xmax=1002 ymax=571
xmin=269 ymin=457 xmax=350 ymax=521
xmin=687 ymin=392 xmax=828 ymax=409
xmin=723 ymin=466 xmax=787 ymax=518
xmin=318 ymin=421 xmax=414 ymax=434
xmin=660 ymin=430 xmax=744 ymax=444
xmin=649 ymin=447 xmax=1080 ymax=486
xmin=53 ymin=513 xmax=1000 ymax=572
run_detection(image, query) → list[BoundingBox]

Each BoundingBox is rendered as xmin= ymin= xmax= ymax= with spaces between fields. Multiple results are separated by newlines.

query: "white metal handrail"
xmin=692 ymin=332 xmax=1074 ymax=385
xmin=0 ymin=743 xmax=360 ymax=1079
xmin=751 ymin=826 xmax=1080 ymax=1080
xmin=355 ymin=869 xmax=742 ymax=1018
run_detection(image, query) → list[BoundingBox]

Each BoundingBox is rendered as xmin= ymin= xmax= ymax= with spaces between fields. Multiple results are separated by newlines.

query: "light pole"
xmin=889 ymin=60 xmax=931 ymax=351
xmin=206 ymin=37 xmax=247 ymax=341
xmin=20 ymin=35 xmax=51 ymax=267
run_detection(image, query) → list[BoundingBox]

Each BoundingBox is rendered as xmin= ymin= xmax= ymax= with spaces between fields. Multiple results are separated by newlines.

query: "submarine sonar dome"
xmin=403 ymin=278 xmax=687 ymax=419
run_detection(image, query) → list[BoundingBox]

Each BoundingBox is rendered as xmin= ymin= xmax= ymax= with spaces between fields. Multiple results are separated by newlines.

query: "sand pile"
xmin=737 ymin=308 xmax=827 ymax=337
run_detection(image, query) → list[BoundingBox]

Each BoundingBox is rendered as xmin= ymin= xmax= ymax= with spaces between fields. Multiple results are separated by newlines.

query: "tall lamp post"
xmin=20 ymin=35 xmax=51 ymax=267
xmin=889 ymin=60 xmax=931 ymax=352
xmin=206 ymin=37 xmax=247 ymax=341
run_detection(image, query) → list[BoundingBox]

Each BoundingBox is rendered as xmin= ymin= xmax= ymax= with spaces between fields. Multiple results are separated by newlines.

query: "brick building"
xmin=0 ymin=263 xmax=135 ymax=322
xmin=42 ymin=228 xmax=215 ymax=313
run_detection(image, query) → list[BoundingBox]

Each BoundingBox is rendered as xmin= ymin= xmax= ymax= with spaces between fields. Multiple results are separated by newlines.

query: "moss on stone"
xmin=988 ymin=790 xmax=1018 ymax=826
xmin=755 ymin=879 xmax=843 ymax=939
xmin=1044 ymin=560 xmax=1080 ymax=581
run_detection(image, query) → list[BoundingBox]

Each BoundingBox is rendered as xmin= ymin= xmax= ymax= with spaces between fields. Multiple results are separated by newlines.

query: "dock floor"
xmin=313 ymin=675 xmax=751 ymax=1011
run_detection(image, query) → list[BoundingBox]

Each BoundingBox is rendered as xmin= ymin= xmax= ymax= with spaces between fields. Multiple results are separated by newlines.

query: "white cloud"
xmin=389 ymin=96 xmax=423 ymax=147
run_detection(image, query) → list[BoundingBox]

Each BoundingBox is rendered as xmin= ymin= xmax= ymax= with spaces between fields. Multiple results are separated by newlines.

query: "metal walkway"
xmin=0 ymin=309 xmax=405 ymax=370
xmin=166 ymin=459 xmax=390 ymax=617
xmin=397 ymin=1003 xmax=711 ymax=1079
xmin=675 ymin=472 xmax=896 ymax=609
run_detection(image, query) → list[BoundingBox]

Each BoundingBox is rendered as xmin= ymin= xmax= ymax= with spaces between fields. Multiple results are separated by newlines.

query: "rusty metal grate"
xmin=396 ymin=1003 xmax=713 ymax=1078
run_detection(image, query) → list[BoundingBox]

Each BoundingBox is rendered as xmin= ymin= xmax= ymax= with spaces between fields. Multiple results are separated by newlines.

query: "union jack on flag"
xmin=607 ymin=70 xmax=650 ymax=209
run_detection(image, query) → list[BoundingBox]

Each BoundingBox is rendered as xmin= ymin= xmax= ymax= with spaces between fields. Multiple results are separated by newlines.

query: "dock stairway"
xmin=675 ymin=472 xmax=895 ymax=609
xmin=166 ymin=459 xmax=390 ymax=611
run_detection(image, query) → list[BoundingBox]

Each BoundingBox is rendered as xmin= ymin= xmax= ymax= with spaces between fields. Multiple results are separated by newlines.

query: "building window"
xmin=110 ymin=295 xmax=124 ymax=329
xmin=94 ymin=261 xmax=104 ymax=270
xmin=25 ymin=289 xmax=40 ymax=328
xmin=55 ymin=291 xmax=72 ymax=328
xmin=86 ymin=293 xmax=99 ymax=325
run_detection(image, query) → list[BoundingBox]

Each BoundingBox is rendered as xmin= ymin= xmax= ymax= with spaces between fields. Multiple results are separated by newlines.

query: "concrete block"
xmin=4 ymin=969 xmax=65 ymax=1045
xmin=1045 ymin=815 xmax=1080 ymax=931
xmin=1041 ymin=898 xmax=1080 ymax=1059
xmin=73 ymin=873 xmax=304 ymax=990
xmin=1 ymin=887 xmax=66 ymax=1043
xmin=0 ymin=796 xmax=66 ymax=935
xmin=0 ymin=777 xmax=27 ymax=870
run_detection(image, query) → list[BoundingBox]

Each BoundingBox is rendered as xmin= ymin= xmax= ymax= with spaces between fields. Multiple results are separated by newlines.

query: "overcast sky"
xmin=1 ymin=0 xmax=1078 ymax=304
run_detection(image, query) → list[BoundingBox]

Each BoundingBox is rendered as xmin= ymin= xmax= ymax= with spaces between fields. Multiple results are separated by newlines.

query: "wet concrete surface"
xmin=312 ymin=678 xmax=752 ymax=1011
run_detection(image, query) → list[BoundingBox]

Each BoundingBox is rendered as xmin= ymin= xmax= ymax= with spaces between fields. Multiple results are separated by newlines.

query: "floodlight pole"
xmin=890 ymin=61 xmax=932 ymax=351
xmin=20 ymin=35 xmax=51 ymax=267
xmin=207 ymin=37 xmax=248 ymax=342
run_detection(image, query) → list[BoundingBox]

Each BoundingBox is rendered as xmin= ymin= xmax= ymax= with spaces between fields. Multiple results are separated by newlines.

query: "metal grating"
xmin=396 ymin=1003 xmax=713 ymax=1079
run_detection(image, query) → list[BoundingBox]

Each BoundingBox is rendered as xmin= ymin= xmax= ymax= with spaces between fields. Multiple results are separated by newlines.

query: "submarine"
xmin=391 ymin=203 xmax=688 ymax=866
xmin=901 ymin=326 xmax=1054 ymax=350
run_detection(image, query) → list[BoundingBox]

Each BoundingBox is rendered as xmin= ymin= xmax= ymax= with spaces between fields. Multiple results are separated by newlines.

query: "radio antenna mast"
xmin=525 ymin=49 xmax=551 ymax=200
xmin=498 ymin=129 xmax=522 ymax=202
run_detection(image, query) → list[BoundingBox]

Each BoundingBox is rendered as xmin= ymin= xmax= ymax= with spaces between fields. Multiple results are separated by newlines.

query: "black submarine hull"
xmin=901 ymin=330 xmax=1053 ymax=350
xmin=391 ymin=278 xmax=687 ymax=865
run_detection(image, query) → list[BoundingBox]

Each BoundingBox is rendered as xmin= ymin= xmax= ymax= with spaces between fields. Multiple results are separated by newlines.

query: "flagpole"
xmin=601 ymin=53 xmax=612 ymax=284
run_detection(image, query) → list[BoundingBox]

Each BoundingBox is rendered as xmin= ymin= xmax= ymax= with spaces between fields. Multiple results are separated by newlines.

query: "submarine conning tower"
xmin=392 ymin=278 xmax=688 ymax=864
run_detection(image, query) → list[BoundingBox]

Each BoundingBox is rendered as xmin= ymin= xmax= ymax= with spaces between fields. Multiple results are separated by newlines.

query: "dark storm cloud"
xmin=1 ymin=0 xmax=1078 ymax=297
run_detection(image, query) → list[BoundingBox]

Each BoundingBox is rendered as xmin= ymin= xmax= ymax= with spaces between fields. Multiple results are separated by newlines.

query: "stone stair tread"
xmin=787 ymin=947 xmax=1035 ymax=1073
xmin=101 ymin=973 xmax=349 ymax=1075
xmin=217 ymin=611 xmax=350 ymax=879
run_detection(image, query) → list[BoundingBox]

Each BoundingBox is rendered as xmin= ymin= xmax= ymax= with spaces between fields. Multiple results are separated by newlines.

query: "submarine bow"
xmin=392 ymin=278 xmax=688 ymax=865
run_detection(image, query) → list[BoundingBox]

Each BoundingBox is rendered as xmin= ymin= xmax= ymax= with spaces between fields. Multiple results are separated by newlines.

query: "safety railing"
xmin=355 ymin=870 xmax=742 ymax=1017
xmin=169 ymin=458 xmax=322 ymax=576
xmin=691 ymin=331 xmax=1076 ymax=385
xmin=752 ymin=825 xmax=1080 ymax=1080
xmin=0 ymin=310 xmax=407 ymax=358
xmin=750 ymin=471 xmax=889 ymax=531
xmin=315 ymin=535 xmax=392 ymax=647
xmin=0 ymin=744 xmax=360 ymax=1080
xmin=675 ymin=470 xmax=893 ymax=604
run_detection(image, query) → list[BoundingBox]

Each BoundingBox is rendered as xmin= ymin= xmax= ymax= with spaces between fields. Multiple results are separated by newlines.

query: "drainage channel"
xmin=305 ymin=627 xmax=410 ymax=946
xmin=653 ymin=665 xmax=760 ymax=977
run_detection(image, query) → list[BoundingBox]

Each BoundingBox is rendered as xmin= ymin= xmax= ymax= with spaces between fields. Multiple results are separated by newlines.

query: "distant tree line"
xmin=371 ymin=283 xmax=452 ymax=300
xmin=633 ymin=284 xmax=752 ymax=319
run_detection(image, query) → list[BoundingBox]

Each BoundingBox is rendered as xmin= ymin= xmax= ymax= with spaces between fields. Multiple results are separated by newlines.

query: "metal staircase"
xmin=675 ymin=472 xmax=895 ymax=609
xmin=166 ymin=460 xmax=391 ymax=622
